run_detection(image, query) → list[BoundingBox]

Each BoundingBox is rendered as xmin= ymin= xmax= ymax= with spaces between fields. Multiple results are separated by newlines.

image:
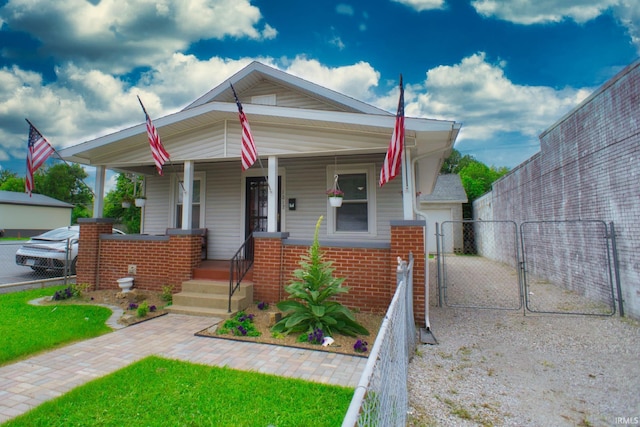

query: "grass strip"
xmin=4 ymin=356 xmax=354 ymax=427
xmin=0 ymin=286 xmax=112 ymax=365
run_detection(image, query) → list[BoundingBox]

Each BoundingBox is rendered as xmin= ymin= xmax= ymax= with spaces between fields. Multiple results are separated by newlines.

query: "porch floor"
xmin=194 ymin=260 xmax=253 ymax=281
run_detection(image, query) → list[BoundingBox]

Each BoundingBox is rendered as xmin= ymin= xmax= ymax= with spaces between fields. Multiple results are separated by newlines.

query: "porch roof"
xmin=58 ymin=61 xmax=461 ymax=179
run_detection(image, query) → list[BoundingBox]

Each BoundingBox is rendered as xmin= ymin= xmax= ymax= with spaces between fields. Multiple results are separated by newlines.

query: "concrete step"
xmin=172 ymin=292 xmax=250 ymax=311
xmin=165 ymin=304 xmax=232 ymax=319
xmin=181 ymin=280 xmax=253 ymax=299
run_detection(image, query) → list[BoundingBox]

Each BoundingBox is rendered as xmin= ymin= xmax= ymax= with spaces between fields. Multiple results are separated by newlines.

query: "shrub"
xmin=161 ymin=285 xmax=174 ymax=304
xmin=271 ymin=216 xmax=369 ymax=338
xmin=217 ymin=311 xmax=260 ymax=337
xmin=137 ymin=301 xmax=149 ymax=317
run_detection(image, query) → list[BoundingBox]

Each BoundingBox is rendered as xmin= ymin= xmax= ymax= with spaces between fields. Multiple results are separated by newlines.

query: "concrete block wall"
xmin=474 ymin=59 xmax=640 ymax=318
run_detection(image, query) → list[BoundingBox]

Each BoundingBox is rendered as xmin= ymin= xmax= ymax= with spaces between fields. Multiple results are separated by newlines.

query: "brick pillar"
xmin=167 ymin=229 xmax=203 ymax=288
xmin=77 ymin=218 xmax=114 ymax=290
xmin=390 ymin=220 xmax=426 ymax=327
xmin=253 ymin=232 xmax=289 ymax=303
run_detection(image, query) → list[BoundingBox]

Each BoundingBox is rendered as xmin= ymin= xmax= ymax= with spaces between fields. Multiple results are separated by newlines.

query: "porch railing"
xmin=228 ymin=233 xmax=255 ymax=313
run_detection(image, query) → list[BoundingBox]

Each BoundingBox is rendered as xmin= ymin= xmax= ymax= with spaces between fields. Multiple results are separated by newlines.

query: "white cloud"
xmin=470 ymin=0 xmax=640 ymax=53
xmin=410 ymin=52 xmax=591 ymax=144
xmin=613 ymin=0 xmax=640 ymax=54
xmin=283 ymin=57 xmax=381 ymax=102
xmin=391 ymin=0 xmax=446 ymax=12
xmin=471 ymin=0 xmax=618 ymax=24
xmin=0 ymin=0 xmax=276 ymax=73
xmin=336 ymin=4 xmax=355 ymax=16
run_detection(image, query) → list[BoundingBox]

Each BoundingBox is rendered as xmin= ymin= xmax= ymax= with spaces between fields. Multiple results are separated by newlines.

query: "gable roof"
xmin=419 ymin=174 xmax=468 ymax=203
xmin=184 ymin=61 xmax=389 ymax=115
xmin=0 ymin=190 xmax=74 ymax=208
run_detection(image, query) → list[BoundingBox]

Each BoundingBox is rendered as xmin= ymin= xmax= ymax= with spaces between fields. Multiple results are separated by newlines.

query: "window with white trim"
xmin=327 ymin=164 xmax=376 ymax=235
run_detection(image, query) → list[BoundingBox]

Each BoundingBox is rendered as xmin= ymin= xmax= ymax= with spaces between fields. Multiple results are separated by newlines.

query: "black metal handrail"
xmin=228 ymin=233 xmax=255 ymax=312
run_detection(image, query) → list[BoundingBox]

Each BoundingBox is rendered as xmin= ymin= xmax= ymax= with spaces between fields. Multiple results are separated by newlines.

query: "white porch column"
xmin=93 ymin=166 xmax=106 ymax=218
xmin=267 ymin=156 xmax=278 ymax=232
xmin=181 ymin=160 xmax=194 ymax=230
xmin=402 ymin=148 xmax=414 ymax=220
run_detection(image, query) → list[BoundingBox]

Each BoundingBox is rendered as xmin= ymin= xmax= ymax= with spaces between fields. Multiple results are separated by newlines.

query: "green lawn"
xmin=4 ymin=356 xmax=354 ymax=427
xmin=0 ymin=286 xmax=113 ymax=365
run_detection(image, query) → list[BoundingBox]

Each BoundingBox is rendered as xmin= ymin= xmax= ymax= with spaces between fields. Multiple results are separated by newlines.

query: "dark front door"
xmin=245 ymin=176 xmax=281 ymax=238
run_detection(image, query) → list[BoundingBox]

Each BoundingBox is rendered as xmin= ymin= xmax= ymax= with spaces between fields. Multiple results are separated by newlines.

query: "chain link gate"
xmin=436 ymin=220 xmax=618 ymax=316
xmin=436 ymin=220 xmax=523 ymax=310
xmin=520 ymin=220 xmax=617 ymax=316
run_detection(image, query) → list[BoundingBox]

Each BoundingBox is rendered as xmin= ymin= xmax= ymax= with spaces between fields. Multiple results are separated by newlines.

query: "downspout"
xmin=410 ymin=124 xmax=456 ymax=343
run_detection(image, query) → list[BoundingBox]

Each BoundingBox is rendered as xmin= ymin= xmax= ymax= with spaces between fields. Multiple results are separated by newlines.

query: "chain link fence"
xmin=436 ymin=220 xmax=619 ymax=316
xmin=521 ymin=220 xmax=617 ymax=316
xmin=0 ymin=241 xmax=74 ymax=294
xmin=438 ymin=221 xmax=522 ymax=310
xmin=342 ymin=253 xmax=417 ymax=427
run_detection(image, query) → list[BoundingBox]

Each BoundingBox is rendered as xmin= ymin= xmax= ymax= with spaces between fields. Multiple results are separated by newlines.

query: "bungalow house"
xmin=59 ymin=62 xmax=461 ymax=323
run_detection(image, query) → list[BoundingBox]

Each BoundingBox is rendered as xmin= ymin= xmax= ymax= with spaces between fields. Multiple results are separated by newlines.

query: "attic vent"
xmin=251 ymin=94 xmax=276 ymax=106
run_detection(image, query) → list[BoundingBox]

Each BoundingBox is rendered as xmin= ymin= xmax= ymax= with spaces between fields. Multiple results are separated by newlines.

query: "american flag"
xmin=380 ymin=75 xmax=405 ymax=187
xmin=138 ymin=96 xmax=170 ymax=175
xmin=230 ymin=83 xmax=258 ymax=171
xmin=25 ymin=123 xmax=55 ymax=196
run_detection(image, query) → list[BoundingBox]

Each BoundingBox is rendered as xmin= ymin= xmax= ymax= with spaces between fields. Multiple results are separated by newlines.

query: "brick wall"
xmin=253 ymin=221 xmax=427 ymax=326
xmin=474 ymin=60 xmax=640 ymax=319
xmin=78 ymin=220 xmax=202 ymax=293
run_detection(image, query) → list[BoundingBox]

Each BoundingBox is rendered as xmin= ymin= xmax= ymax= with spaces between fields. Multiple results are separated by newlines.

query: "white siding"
xmin=141 ymin=154 xmax=405 ymax=258
xmin=0 ymin=205 xmax=71 ymax=229
xmin=242 ymin=80 xmax=349 ymax=111
xmin=142 ymin=177 xmax=172 ymax=234
xmin=205 ymin=163 xmax=243 ymax=259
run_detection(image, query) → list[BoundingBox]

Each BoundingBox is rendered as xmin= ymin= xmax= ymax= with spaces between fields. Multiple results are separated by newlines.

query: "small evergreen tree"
xmin=271 ymin=216 xmax=369 ymax=338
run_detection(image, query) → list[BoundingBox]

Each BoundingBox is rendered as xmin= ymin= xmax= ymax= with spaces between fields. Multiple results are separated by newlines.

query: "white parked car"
xmin=15 ymin=225 xmax=124 ymax=274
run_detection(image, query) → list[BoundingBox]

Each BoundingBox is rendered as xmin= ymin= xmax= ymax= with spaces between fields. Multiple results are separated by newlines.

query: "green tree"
xmin=103 ymin=173 xmax=141 ymax=233
xmin=38 ymin=163 xmax=93 ymax=223
xmin=440 ymin=148 xmax=476 ymax=174
xmin=0 ymin=169 xmax=18 ymax=186
xmin=440 ymin=150 xmax=510 ymax=218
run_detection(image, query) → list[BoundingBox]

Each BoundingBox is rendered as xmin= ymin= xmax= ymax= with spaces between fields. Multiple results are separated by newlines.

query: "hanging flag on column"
xmin=230 ymin=83 xmax=258 ymax=171
xmin=25 ymin=122 xmax=55 ymax=196
xmin=137 ymin=96 xmax=170 ymax=175
xmin=380 ymin=75 xmax=405 ymax=187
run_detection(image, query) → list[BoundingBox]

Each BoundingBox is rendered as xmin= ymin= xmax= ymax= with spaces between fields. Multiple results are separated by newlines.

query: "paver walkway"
xmin=0 ymin=314 xmax=367 ymax=423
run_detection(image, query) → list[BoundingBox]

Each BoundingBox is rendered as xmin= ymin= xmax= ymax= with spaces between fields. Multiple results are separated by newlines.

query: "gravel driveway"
xmin=408 ymin=307 xmax=640 ymax=426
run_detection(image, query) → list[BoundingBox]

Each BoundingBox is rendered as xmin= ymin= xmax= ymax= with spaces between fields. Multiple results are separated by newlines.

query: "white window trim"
xmin=170 ymin=171 xmax=206 ymax=229
xmin=326 ymin=163 xmax=377 ymax=237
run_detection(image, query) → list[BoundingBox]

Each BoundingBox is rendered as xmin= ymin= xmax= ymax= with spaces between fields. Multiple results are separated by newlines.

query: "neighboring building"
xmin=419 ymin=174 xmax=467 ymax=253
xmin=59 ymin=61 xmax=461 ymax=322
xmin=474 ymin=59 xmax=640 ymax=319
xmin=0 ymin=190 xmax=73 ymax=237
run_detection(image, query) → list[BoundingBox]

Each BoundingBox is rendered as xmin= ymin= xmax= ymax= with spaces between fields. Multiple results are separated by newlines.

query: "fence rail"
xmin=342 ymin=253 xmax=416 ymax=427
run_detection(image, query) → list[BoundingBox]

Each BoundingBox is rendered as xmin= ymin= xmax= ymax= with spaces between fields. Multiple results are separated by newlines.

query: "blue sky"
xmin=0 ymin=0 xmax=638 ymax=190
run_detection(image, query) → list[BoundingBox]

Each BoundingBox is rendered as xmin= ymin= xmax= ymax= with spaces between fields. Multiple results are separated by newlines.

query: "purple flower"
xmin=150 ymin=305 xmax=157 ymax=312
xmin=128 ymin=303 xmax=138 ymax=310
xmin=257 ymin=301 xmax=269 ymax=310
xmin=354 ymin=340 xmax=368 ymax=353
xmin=308 ymin=328 xmax=324 ymax=345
